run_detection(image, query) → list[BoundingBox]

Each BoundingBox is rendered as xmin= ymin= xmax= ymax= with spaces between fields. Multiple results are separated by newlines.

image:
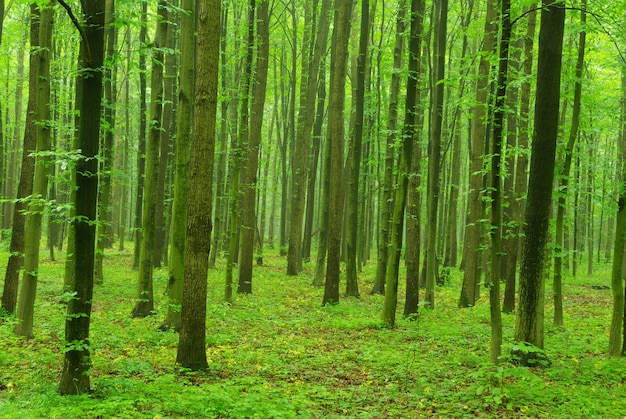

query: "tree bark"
xmin=59 ymin=0 xmax=105 ymax=395
xmin=323 ymin=0 xmax=352 ymax=306
xmin=163 ymin=0 xmax=195 ymax=331
xmin=14 ymin=3 xmax=53 ymax=338
xmin=514 ymin=0 xmax=565 ymax=352
xmin=132 ymin=1 xmax=168 ymax=318
xmin=239 ymin=0 xmax=269 ymax=292
xmin=176 ymin=0 xmax=219 ymax=370
xmin=553 ymin=0 xmax=586 ymax=327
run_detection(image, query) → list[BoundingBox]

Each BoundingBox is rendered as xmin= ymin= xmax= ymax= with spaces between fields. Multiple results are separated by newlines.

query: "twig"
xmin=56 ymin=0 xmax=94 ymax=66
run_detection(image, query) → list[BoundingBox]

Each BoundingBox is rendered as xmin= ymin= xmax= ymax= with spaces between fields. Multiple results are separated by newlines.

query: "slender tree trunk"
xmin=323 ymin=0 xmax=352 ymax=306
xmin=488 ymin=0 xmax=511 ymax=363
xmin=132 ymin=1 xmax=168 ymax=318
xmin=163 ymin=0 xmax=195 ymax=331
xmin=59 ymin=0 xmax=105 ymax=395
xmin=424 ymin=0 xmax=447 ymax=308
xmin=371 ymin=0 xmax=406 ymax=295
xmin=553 ymin=0 xmax=586 ymax=327
xmin=176 ymin=0 xmax=219 ymax=370
xmin=459 ymin=0 xmax=497 ymax=307
xmin=238 ymin=0 xmax=269 ymax=293
xmin=1 ymin=9 xmax=38 ymax=316
xmin=503 ymin=4 xmax=536 ymax=314
xmin=345 ymin=0 xmax=369 ymax=297
xmin=14 ymin=3 xmax=53 ymax=338
xmin=381 ymin=0 xmax=423 ymax=326
xmin=133 ymin=1 xmax=148 ymax=270
xmin=94 ymin=0 xmax=117 ymax=285
xmin=514 ymin=0 xmax=565 ymax=353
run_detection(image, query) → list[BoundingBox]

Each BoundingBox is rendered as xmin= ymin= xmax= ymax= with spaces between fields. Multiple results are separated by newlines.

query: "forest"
xmin=1 ymin=0 xmax=626 ymax=417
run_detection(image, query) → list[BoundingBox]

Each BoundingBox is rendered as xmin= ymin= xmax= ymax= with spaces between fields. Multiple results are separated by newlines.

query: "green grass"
xmin=1 ymin=246 xmax=625 ymax=418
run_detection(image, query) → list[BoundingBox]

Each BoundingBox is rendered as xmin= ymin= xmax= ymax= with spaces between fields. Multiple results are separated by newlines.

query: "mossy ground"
xmin=0 ymin=246 xmax=625 ymax=418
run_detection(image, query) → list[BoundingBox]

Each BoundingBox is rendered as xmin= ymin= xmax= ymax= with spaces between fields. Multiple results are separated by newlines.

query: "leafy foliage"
xmin=0 ymin=248 xmax=625 ymax=417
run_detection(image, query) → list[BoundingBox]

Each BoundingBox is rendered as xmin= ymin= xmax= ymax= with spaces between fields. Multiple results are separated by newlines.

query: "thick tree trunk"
xmin=176 ymin=0 xmax=219 ymax=370
xmin=514 ymin=0 xmax=565 ymax=353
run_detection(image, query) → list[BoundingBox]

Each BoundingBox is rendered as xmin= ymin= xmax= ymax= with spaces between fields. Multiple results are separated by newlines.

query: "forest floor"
xmin=0 ymin=246 xmax=625 ymax=418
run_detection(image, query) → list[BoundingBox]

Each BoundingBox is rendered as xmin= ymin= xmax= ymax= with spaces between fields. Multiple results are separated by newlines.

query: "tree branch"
xmin=56 ymin=0 xmax=94 ymax=66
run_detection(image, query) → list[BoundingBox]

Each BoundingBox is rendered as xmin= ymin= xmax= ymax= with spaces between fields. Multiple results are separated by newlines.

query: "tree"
xmin=381 ymin=0 xmax=423 ymax=326
xmin=514 ymin=0 xmax=565 ymax=355
xmin=132 ymin=0 xmax=169 ymax=318
xmin=323 ymin=0 xmax=352 ymax=306
xmin=59 ymin=0 xmax=105 ymax=395
xmin=14 ymin=2 xmax=53 ymax=338
xmin=608 ymin=73 xmax=626 ymax=357
xmin=553 ymin=0 xmax=586 ymax=327
xmin=2 ymin=3 xmax=39 ymax=316
xmin=239 ymin=0 xmax=269 ymax=291
xmin=370 ymin=0 xmax=407 ymax=296
xmin=176 ymin=0 xmax=220 ymax=370
xmin=459 ymin=0 xmax=497 ymax=308
xmin=424 ymin=0 xmax=448 ymax=309
xmin=345 ymin=0 xmax=369 ymax=298
xmin=487 ymin=0 xmax=512 ymax=363
xmin=163 ymin=0 xmax=195 ymax=331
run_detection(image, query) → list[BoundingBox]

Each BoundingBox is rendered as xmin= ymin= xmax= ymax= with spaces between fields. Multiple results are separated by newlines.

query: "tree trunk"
xmin=133 ymin=1 xmax=148 ymax=270
xmin=381 ymin=0 xmax=423 ymax=326
xmin=238 ymin=0 xmax=269 ymax=292
xmin=553 ymin=0 xmax=586 ymax=327
xmin=459 ymin=0 xmax=497 ymax=308
xmin=176 ymin=0 xmax=219 ymax=370
xmin=514 ymin=0 xmax=565 ymax=353
xmin=163 ymin=0 xmax=195 ymax=331
xmin=503 ymin=4 xmax=536 ymax=314
xmin=132 ymin=1 xmax=168 ymax=318
xmin=94 ymin=0 xmax=117 ymax=285
xmin=14 ymin=3 xmax=53 ymax=338
xmin=371 ymin=0 xmax=406 ymax=295
xmin=323 ymin=0 xmax=352 ymax=306
xmin=424 ymin=0 xmax=447 ymax=309
xmin=488 ymin=0 xmax=511 ymax=363
xmin=59 ymin=0 xmax=105 ymax=395
xmin=345 ymin=0 xmax=369 ymax=298
xmin=1 ymin=8 xmax=38 ymax=316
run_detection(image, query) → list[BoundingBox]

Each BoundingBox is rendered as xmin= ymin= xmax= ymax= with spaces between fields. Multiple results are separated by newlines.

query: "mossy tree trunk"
xmin=553 ymin=1 xmax=586 ymax=327
xmin=132 ymin=1 xmax=168 ymax=318
xmin=14 ymin=3 xmax=53 ymax=338
xmin=381 ymin=0 xmax=423 ymax=326
xmin=2 ymin=6 xmax=38 ymax=316
xmin=459 ymin=0 xmax=497 ymax=308
xmin=323 ymin=0 xmax=352 ymax=306
xmin=371 ymin=0 xmax=406 ymax=295
xmin=345 ymin=0 xmax=369 ymax=298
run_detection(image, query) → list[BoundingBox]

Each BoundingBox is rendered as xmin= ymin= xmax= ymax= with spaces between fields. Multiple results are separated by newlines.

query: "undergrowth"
xmin=0 ymin=247 xmax=624 ymax=418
